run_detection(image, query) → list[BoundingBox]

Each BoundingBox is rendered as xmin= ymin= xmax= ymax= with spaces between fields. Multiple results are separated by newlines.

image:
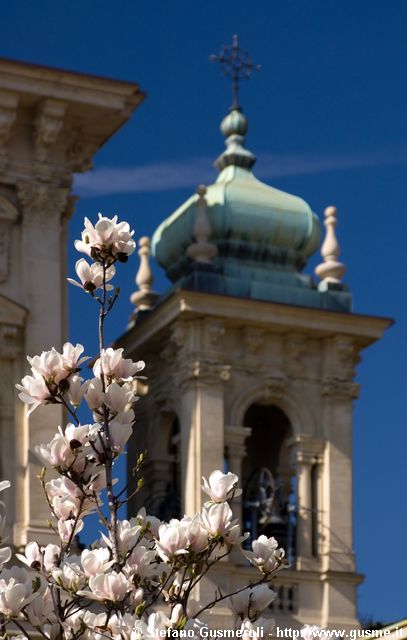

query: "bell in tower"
xmin=118 ymin=38 xmax=391 ymax=632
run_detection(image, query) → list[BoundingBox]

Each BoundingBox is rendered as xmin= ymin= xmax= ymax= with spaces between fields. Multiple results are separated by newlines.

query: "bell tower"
xmin=119 ymin=47 xmax=391 ymax=630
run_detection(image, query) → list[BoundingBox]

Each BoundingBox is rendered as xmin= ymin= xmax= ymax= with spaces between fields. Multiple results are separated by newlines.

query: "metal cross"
xmin=210 ymin=34 xmax=261 ymax=108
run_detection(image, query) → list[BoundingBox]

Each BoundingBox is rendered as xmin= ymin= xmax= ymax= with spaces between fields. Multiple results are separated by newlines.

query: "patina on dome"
xmin=152 ymin=106 xmax=321 ymax=296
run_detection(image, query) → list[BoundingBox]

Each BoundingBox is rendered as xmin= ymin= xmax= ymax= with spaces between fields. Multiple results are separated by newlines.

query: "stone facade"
xmin=0 ymin=58 xmax=145 ymax=547
xmin=120 ymin=289 xmax=391 ymax=630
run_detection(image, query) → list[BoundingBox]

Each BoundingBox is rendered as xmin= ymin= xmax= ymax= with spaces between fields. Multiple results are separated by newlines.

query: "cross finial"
xmin=210 ymin=35 xmax=261 ymax=108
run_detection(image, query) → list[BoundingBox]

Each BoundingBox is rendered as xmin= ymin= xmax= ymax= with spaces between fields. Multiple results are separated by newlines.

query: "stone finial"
xmin=130 ymin=237 xmax=159 ymax=312
xmin=186 ymin=185 xmax=218 ymax=263
xmin=315 ymin=206 xmax=345 ymax=284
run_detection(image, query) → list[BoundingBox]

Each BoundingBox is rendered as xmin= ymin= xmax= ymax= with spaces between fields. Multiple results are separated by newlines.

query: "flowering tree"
xmin=0 ymin=215 xmax=287 ymax=640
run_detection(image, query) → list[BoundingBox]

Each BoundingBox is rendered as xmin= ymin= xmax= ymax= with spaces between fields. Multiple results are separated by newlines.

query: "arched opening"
xmin=242 ymin=404 xmax=296 ymax=561
xmin=144 ymin=412 xmax=182 ymax=521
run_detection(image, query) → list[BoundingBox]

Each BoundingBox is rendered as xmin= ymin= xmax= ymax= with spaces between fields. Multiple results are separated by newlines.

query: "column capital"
xmin=174 ymin=358 xmax=231 ymax=390
xmin=288 ymin=436 xmax=325 ymax=466
xmin=17 ymin=181 xmax=70 ymax=227
xmin=224 ymin=425 xmax=252 ymax=447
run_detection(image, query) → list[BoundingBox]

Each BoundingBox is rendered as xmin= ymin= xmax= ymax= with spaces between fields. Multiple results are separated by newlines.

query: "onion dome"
xmin=151 ymin=107 xmax=351 ymax=310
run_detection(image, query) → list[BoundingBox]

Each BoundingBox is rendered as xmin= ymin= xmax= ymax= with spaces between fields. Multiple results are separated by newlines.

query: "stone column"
xmin=14 ymin=182 xmax=70 ymax=546
xmin=177 ymin=359 xmax=230 ymax=516
xmin=290 ymin=437 xmax=325 ymax=570
xmin=224 ymin=425 xmax=252 ymax=523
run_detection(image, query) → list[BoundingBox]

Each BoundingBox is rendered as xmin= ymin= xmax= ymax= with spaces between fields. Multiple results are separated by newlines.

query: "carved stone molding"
xmin=34 ymin=99 xmax=66 ymax=163
xmin=322 ymin=379 xmax=360 ymax=400
xmin=0 ymin=323 xmax=23 ymax=359
xmin=285 ymin=333 xmax=307 ymax=377
xmin=65 ymin=125 xmax=99 ymax=173
xmin=243 ymin=327 xmax=264 ymax=354
xmin=205 ymin=320 xmax=225 ymax=349
xmin=262 ymin=375 xmax=286 ymax=401
xmin=17 ymin=181 xmax=70 ymax=228
xmin=324 ymin=336 xmax=359 ymax=382
xmin=0 ymin=196 xmax=18 ymax=283
xmin=0 ymin=92 xmax=18 ymax=170
xmin=174 ymin=359 xmax=231 ymax=390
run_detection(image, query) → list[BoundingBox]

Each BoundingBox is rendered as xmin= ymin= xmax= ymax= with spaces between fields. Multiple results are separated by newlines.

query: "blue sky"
xmin=2 ymin=0 xmax=407 ymax=623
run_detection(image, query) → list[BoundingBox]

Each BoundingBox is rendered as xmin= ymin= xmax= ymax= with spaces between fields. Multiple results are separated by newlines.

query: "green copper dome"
xmin=151 ymin=107 xmax=350 ymax=311
xmin=153 ymin=108 xmax=320 ymax=279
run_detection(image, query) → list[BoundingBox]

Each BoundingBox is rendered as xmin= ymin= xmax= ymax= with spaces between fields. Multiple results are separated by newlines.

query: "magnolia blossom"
xmin=27 ymin=343 xmax=88 ymax=383
xmin=156 ymin=519 xmax=189 ymax=562
xmin=202 ymin=470 xmax=242 ymax=503
xmin=136 ymin=507 xmax=161 ymax=537
xmin=81 ymin=548 xmax=113 ymax=577
xmin=25 ymin=587 xmax=54 ymax=626
xmin=16 ymin=541 xmax=42 ymax=569
xmin=125 ymin=544 xmax=156 ymax=578
xmin=74 ymin=214 xmax=136 ymax=260
xmin=301 ymin=625 xmax=323 ymax=640
xmin=101 ymin=519 xmax=141 ymax=555
xmin=16 ymin=372 xmax=52 ymax=414
xmin=68 ymin=258 xmax=116 ymax=292
xmin=52 ymin=558 xmax=86 ymax=592
xmin=67 ymin=375 xmax=88 ymax=407
xmin=0 ymin=567 xmax=36 ymax=617
xmin=240 ymin=617 xmax=275 ymax=640
xmin=228 ymin=584 xmax=277 ymax=618
xmin=78 ymin=571 xmax=131 ymax=602
xmin=58 ymin=518 xmax=84 ymax=544
xmin=93 ymin=347 xmax=145 ymax=383
xmin=201 ymin=502 xmax=242 ymax=543
xmin=85 ymin=377 xmax=105 ymax=411
xmin=245 ymin=535 xmax=285 ymax=573
xmin=105 ymin=381 xmax=135 ymax=413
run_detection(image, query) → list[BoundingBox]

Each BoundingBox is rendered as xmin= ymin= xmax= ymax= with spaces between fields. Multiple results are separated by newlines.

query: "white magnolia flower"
xmin=136 ymin=507 xmax=161 ymax=537
xmin=25 ymin=588 xmax=53 ymax=626
xmin=52 ymin=558 xmax=86 ymax=592
xmin=85 ymin=378 xmax=105 ymax=411
xmin=201 ymin=502 xmax=237 ymax=538
xmin=67 ymin=375 xmax=88 ymax=407
xmin=228 ymin=584 xmax=277 ymax=618
xmin=101 ymin=519 xmax=141 ymax=555
xmin=104 ymin=381 xmax=135 ymax=413
xmin=125 ymin=544 xmax=156 ymax=578
xmin=75 ymin=214 xmax=136 ymax=260
xmin=240 ymin=617 xmax=275 ymax=640
xmin=68 ymin=258 xmax=116 ymax=292
xmin=62 ymin=342 xmax=89 ymax=371
xmin=58 ymin=518 xmax=84 ymax=544
xmin=35 ymin=430 xmax=76 ymax=469
xmin=0 ymin=567 xmax=36 ymax=617
xmin=16 ymin=541 xmax=42 ymax=569
xmin=81 ymin=548 xmax=113 ymax=577
xmin=156 ymin=519 xmax=189 ymax=562
xmin=245 ymin=534 xmax=285 ymax=573
xmin=43 ymin=544 xmax=60 ymax=573
xmin=301 ymin=625 xmax=323 ymax=640
xmin=78 ymin=571 xmax=131 ymax=602
xmin=202 ymin=470 xmax=242 ymax=503
xmin=16 ymin=372 xmax=52 ymax=415
xmin=93 ymin=347 xmax=145 ymax=383
xmin=185 ymin=515 xmax=209 ymax=553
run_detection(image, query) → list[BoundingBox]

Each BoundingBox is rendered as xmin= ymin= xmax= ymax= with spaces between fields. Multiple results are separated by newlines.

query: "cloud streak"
xmin=74 ymin=148 xmax=407 ymax=197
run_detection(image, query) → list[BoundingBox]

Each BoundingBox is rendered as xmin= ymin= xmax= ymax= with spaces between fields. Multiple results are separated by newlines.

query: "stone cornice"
xmin=322 ymin=379 xmax=360 ymax=400
xmin=118 ymin=289 xmax=393 ymax=356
